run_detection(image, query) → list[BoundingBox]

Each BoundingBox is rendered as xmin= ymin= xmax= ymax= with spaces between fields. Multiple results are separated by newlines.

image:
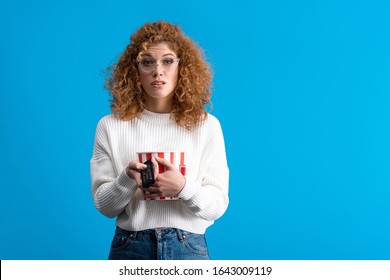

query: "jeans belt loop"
xmin=130 ymin=230 xmax=138 ymax=240
xmin=175 ymin=228 xmax=185 ymax=241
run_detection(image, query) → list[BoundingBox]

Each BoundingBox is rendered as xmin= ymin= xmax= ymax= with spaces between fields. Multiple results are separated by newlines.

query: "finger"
xmin=143 ymin=188 xmax=162 ymax=198
xmin=142 ymin=190 xmax=156 ymax=200
xmin=150 ymin=157 xmax=159 ymax=179
xmin=145 ymin=193 xmax=158 ymax=200
xmin=137 ymin=163 xmax=148 ymax=170
xmin=129 ymin=161 xmax=147 ymax=171
xmin=154 ymin=156 xmax=174 ymax=169
xmin=134 ymin=174 xmax=143 ymax=187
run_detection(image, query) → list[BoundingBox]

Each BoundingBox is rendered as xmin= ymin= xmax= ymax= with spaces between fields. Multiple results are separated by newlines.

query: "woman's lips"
xmin=151 ymin=80 xmax=166 ymax=88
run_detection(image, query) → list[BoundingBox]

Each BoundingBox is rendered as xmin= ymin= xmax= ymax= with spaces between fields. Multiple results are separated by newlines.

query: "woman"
xmin=90 ymin=21 xmax=229 ymax=260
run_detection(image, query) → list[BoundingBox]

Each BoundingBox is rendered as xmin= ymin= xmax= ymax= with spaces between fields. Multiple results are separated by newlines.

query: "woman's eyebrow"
xmin=141 ymin=52 xmax=176 ymax=57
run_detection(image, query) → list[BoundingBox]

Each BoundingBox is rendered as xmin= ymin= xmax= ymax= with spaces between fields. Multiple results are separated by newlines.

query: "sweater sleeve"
xmin=90 ymin=117 xmax=138 ymax=218
xmin=177 ymin=116 xmax=229 ymax=221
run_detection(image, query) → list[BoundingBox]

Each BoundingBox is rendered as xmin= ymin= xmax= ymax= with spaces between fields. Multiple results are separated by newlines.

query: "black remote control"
xmin=140 ymin=159 xmax=155 ymax=188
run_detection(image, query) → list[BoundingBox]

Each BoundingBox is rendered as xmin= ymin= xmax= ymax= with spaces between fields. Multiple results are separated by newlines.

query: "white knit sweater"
xmin=90 ymin=110 xmax=229 ymax=234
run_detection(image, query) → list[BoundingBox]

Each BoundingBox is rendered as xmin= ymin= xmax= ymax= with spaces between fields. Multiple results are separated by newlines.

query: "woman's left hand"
xmin=143 ymin=157 xmax=186 ymax=199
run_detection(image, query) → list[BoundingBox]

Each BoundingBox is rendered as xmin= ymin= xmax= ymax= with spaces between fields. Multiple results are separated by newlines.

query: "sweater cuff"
xmin=117 ymin=169 xmax=138 ymax=191
xmin=177 ymin=177 xmax=199 ymax=200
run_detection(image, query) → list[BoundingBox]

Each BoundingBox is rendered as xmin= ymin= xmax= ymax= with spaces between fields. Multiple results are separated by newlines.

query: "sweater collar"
xmin=137 ymin=109 xmax=174 ymax=124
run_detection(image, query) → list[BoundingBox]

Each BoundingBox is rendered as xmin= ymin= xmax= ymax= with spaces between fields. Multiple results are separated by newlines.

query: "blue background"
xmin=1 ymin=0 xmax=389 ymax=260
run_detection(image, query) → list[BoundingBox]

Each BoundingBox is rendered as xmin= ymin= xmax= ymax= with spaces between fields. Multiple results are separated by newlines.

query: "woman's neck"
xmin=145 ymin=98 xmax=172 ymax=113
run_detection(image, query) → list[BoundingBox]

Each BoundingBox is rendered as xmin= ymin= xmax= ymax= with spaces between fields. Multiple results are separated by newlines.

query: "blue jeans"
xmin=108 ymin=227 xmax=210 ymax=260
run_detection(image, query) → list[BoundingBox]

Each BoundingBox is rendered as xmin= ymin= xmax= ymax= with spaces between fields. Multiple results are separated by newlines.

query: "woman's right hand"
xmin=125 ymin=158 xmax=158 ymax=187
xmin=125 ymin=160 xmax=147 ymax=187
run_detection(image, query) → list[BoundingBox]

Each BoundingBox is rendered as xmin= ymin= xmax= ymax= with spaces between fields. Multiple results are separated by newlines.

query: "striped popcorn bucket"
xmin=136 ymin=151 xmax=186 ymax=200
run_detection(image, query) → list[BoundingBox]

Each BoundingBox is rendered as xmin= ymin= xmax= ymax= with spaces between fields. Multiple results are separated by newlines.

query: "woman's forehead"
xmin=140 ymin=42 xmax=177 ymax=57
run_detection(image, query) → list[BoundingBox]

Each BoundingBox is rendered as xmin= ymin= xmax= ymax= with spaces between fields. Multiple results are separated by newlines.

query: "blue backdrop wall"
xmin=1 ymin=0 xmax=389 ymax=259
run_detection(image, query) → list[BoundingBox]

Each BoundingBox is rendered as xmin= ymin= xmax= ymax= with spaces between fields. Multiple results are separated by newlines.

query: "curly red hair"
xmin=104 ymin=21 xmax=213 ymax=130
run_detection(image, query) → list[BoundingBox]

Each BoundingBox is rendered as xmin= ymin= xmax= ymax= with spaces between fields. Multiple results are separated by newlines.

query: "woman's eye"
xmin=163 ymin=59 xmax=174 ymax=65
xmin=141 ymin=59 xmax=155 ymax=66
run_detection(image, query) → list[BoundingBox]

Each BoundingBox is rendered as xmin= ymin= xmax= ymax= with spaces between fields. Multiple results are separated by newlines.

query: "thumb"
xmin=154 ymin=156 xmax=174 ymax=170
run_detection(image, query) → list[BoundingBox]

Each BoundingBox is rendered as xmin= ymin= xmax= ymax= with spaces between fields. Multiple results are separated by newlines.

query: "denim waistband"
xmin=115 ymin=226 xmax=189 ymax=241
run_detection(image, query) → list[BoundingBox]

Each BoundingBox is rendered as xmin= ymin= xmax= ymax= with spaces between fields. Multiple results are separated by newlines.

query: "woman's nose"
xmin=152 ymin=64 xmax=163 ymax=76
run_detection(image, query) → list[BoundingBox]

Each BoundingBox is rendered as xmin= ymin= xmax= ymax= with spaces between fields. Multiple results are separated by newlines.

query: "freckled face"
xmin=138 ymin=43 xmax=179 ymax=104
